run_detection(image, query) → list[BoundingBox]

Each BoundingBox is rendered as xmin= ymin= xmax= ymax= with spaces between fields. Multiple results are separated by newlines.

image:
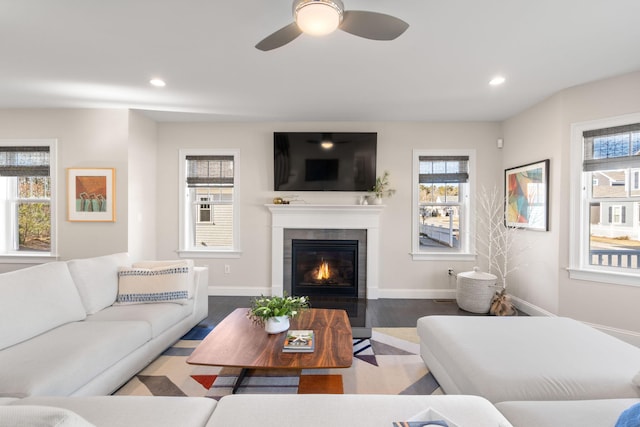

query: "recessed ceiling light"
xmin=489 ymin=76 xmax=506 ymax=86
xmin=149 ymin=78 xmax=166 ymax=87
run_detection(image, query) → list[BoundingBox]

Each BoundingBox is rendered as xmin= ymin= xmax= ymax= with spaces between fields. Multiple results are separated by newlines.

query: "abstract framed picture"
xmin=67 ymin=168 xmax=115 ymax=222
xmin=504 ymin=159 xmax=549 ymax=231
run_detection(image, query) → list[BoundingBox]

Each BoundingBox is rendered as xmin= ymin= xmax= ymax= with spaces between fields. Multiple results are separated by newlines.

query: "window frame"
xmin=177 ymin=149 xmax=241 ymax=259
xmin=0 ymin=139 xmax=58 ymax=263
xmin=569 ymin=113 xmax=640 ymax=286
xmin=411 ymin=149 xmax=476 ymax=261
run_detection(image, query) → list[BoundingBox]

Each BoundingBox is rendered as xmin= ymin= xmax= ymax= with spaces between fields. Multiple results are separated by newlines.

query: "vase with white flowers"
xmin=248 ymin=294 xmax=310 ymax=334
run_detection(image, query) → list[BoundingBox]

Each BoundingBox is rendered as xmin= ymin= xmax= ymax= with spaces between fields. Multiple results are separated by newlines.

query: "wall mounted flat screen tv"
xmin=274 ymin=132 xmax=377 ymax=191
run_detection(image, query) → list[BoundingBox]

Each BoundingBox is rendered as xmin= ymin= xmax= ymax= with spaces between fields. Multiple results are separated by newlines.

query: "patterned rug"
xmin=114 ymin=327 xmax=442 ymax=400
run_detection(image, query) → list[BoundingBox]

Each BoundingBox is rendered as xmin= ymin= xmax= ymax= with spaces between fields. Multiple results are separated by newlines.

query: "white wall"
xmin=2 ymin=72 xmax=637 ymax=337
xmin=501 ymin=96 xmax=563 ymax=314
xmin=156 ymin=121 xmax=503 ymax=296
xmin=503 ymin=70 xmax=640 ymax=334
xmin=0 ymin=109 xmax=130 ymax=272
xmin=127 ymin=111 xmax=158 ymax=262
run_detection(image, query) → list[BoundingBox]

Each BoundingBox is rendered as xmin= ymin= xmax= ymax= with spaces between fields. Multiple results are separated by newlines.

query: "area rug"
xmin=114 ymin=327 xmax=442 ymax=400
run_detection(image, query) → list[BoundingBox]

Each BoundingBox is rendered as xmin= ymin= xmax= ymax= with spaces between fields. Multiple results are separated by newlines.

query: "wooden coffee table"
xmin=187 ymin=308 xmax=353 ymax=393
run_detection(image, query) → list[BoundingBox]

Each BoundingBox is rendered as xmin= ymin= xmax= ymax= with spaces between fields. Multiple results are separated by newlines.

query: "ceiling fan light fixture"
xmin=489 ymin=76 xmax=506 ymax=86
xmin=321 ymin=141 xmax=334 ymax=149
xmin=294 ymin=0 xmax=343 ymax=36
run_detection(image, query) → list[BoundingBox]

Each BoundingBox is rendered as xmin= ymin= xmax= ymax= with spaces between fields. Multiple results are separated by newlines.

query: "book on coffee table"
xmin=283 ymin=330 xmax=314 ymax=352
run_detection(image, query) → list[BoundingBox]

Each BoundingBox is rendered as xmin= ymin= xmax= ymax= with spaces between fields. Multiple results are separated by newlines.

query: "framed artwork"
xmin=504 ymin=159 xmax=549 ymax=231
xmin=67 ymin=168 xmax=116 ymax=222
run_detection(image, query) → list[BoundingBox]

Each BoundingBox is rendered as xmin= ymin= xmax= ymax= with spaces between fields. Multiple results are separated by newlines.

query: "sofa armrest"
xmin=192 ymin=266 xmax=209 ymax=323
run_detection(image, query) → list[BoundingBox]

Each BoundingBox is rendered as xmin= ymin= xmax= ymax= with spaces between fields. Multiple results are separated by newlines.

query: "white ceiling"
xmin=1 ymin=0 xmax=640 ymax=122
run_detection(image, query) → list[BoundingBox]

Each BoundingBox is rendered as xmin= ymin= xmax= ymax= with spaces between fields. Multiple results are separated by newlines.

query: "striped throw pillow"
xmin=115 ymin=265 xmax=190 ymax=305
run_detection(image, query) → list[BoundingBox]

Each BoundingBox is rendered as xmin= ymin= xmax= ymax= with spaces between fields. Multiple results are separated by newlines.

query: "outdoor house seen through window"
xmin=0 ymin=143 xmax=54 ymax=257
xmin=412 ymin=150 xmax=473 ymax=260
xmin=179 ymin=150 xmax=240 ymax=256
xmin=582 ymin=123 xmax=640 ymax=272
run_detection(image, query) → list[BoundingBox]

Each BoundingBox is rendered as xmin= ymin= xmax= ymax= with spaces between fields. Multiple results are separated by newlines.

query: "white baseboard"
xmin=375 ymin=289 xmax=457 ymax=300
xmin=208 ymin=287 xmax=457 ymax=300
xmin=582 ymin=321 xmax=640 ymax=348
xmin=509 ymin=296 xmax=556 ymax=317
xmin=509 ymin=296 xmax=640 ymax=347
xmin=208 ymin=286 xmax=270 ymax=296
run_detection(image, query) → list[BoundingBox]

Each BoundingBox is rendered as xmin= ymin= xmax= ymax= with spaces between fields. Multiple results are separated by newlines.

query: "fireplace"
xmin=268 ymin=204 xmax=383 ymax=299
xmin=268 ymin=204 xmax=383 ymax=338
xmin=283 ymin=228 xmax=367 ymax=300
xmin=291 ymin=239 xmax=358 ymax=298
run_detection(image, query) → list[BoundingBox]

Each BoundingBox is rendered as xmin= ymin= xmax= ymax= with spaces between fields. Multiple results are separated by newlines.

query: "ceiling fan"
xmin=255 ymin=0 xmax=409 ymax=51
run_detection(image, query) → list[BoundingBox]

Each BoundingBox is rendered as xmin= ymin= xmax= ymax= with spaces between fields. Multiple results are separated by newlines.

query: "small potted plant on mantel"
xmin=369 ymin=170 xmax=396 ymax=204
xmin=248 ymin=294 xmax=310 ymax=334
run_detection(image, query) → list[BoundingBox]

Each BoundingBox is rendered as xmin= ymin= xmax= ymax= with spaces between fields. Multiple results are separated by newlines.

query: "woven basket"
xmin=456 ymin=267 xmax=499 ymax=314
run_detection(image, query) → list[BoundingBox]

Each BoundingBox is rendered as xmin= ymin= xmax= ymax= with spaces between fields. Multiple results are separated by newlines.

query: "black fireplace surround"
xmin=282 ymin=228 xmax=370 ymax=338
xmin=291 ymin=239 xmax=358 ymax=298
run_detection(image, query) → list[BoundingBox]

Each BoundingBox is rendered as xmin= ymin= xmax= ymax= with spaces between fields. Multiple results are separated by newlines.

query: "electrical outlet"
xmin=448 ymin=268 xmax=454 ymax=276
xmin=224 ymin=264 xmax=231 ymax=274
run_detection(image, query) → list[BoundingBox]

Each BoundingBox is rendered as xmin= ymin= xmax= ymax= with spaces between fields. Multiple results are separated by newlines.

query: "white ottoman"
xmin=417 ymin=316 xmax=640 ymax=403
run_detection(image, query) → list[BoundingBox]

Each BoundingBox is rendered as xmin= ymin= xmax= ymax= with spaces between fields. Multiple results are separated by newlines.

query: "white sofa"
xmin=0 ymin=253 xmax=209 ymax=398
xmin=417 ymin=315 xmax=640 ymax=427
xmin=0 ymin=394 xmax=514 ymax=427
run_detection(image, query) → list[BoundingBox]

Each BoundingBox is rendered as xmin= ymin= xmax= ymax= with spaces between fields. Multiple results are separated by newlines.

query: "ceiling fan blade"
xmin=340 ymin=10 xmax=409 ymax=41
xmin=255 ymin=22 xmax=303 ymax=51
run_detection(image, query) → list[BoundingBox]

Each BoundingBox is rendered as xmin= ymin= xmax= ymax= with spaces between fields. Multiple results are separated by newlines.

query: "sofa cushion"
xmin=67 ymin=253 xmax=130 ymax=315
xmin=0 ymin=262 xmax=86 ymax=351
xmin=210 ymin=394 xmax=513 ymax=427
xmin=0 ymin=405 xmax=95 ymax=427
xmin=115 ymin=265 xmax=190 ymax=305
xmin=496 ymin=399 xmax=640 ymax=427
xmin=86 ymin=301 xmax=193 ymax=338
xmin=12 ymin=396 xmax=216 ymax=427
xmin=0 ymin=320 xmax=151 ymax=397
xmin=132 ymin=259 xmax=195 ymax=298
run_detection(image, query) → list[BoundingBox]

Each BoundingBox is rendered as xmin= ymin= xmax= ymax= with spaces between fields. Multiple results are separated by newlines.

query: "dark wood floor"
xmin=201 ymin=296 xmax=483 ymax=329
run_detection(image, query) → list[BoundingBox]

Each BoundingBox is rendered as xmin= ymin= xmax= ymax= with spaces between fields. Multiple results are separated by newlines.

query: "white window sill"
xmin=177 ymin=250 xmax=242 ymax=259
xmin=410 ymin=252 xmax=476 ymax=262
xmin=567 ymin=267 xmax=640 ymax=287
xmin=0 ymin=254 xmax=58 ymax=264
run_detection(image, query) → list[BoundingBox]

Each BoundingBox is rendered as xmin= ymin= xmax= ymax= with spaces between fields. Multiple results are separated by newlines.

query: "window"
xmin=0 ymin=141 xmax=57 ymax=260
xmin=178 ymin=150 xmax=240 ymax=257
xmin=197 ymin=196 xmax=213 ymax=224
xmin=411 ymin=150 xmax=475 ymax=260
xmin=609 ymin=205 xmax=624 ymax=225
xmin=570 ymin=116 xmax=640 ymax=285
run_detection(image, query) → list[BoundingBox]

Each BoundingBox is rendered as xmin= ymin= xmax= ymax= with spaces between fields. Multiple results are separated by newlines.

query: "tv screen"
xmin=274 ymin=132 xmax=377 ymax=191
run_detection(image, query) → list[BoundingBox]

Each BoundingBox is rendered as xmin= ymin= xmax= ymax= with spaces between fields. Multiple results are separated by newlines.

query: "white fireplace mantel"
xmin=267 ymin=204 xmax=384 ymax=299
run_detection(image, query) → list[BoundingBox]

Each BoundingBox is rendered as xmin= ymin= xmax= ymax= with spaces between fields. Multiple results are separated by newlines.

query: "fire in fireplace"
xmin=291 ymin=239 xmax=358 ymax=297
